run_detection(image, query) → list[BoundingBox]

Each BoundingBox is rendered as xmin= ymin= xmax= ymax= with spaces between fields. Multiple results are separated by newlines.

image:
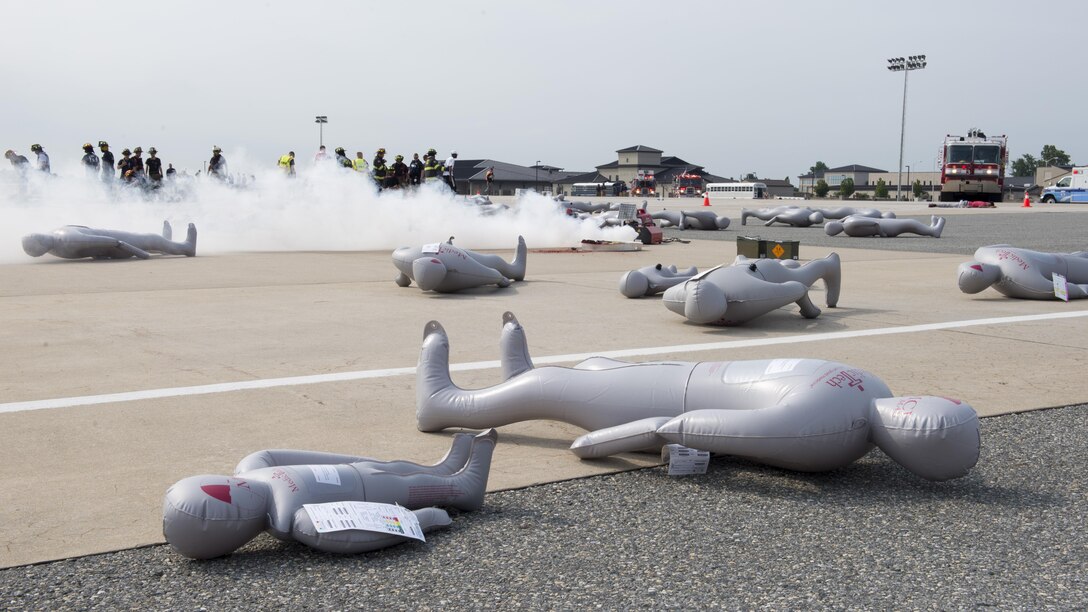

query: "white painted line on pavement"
xmin=3 ymin=310 xmax=1086 ymax=414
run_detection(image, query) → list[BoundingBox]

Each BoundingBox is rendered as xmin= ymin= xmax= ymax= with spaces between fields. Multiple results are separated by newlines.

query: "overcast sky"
xmin=2 ymin=0 xmax=1083 ymax=180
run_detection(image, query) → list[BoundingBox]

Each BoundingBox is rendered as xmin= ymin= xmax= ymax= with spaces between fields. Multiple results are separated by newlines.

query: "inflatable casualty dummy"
xmin=929 ymin=200 xmax=995 ymax=208
xmin=957 ymin=245 xmax=1088 ymax=299
xmin=740 ymin=206 xmax=824 ymax=227
xmin=416 ymin=313 xmax=980 ymax=481
xmin=392 ymin=235 xmax=527 ymax=292
xmin=163 ymin=430 xmax=497 ymax=559
xmin=651 ymin=210 xmax=731 ymax=230
xmin=22 ymin=221 xmax=196 ymax=259
xmin=814 ymin=206 xmax=897 ymax=220
xmin=660 ymin=253 xmax=840 ymax=325
xmin=559 ymin=199 xmax=610 ymax=214
xmin=619 ymin=264 xmax=700 ymax=298
xmin=825 ymin=215 xmax=945 ymax=238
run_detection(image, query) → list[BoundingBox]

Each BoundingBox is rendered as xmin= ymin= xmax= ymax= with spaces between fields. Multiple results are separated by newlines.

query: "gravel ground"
xmin=661 ymin=210 xmax=1088 ymax=256
xmin=2 ymin=404 xmax=1085 ymax=611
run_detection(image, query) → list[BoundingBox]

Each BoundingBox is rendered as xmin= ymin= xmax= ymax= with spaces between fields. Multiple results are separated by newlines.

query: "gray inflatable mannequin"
xmin=619 ymin=264 xmax=700 ymax=298
xmin=825 ymin=215 xmax=945 ymax=238
xmin=957 ymin=245 xmax=1088 ymax=299
xmin=162 ymin=430 xmax=497 ymax=559
xmin=416 ymin=313 xmax=979 ymax=481
xmin=661 ymin=253 xmax=840 ymax=325
xmin=392 ymin=235 xmax=526 ymax=292
xmin=651 ymin=210 xmax=731 ymax=230
xmin=815 ymin=206 xmax=896 ymax=220
xmin=562 ymin=200 xmax=610 ymax=214
xmin=740 ymin=206 xmax=824 ymax=227
xmin=22 ymin=221 xmax=197 ymax=260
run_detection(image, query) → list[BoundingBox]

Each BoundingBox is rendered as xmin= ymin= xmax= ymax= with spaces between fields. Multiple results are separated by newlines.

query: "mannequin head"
xmin=619 ymin=270 xmax=650 ymax=298
xmin=162 ymin=475 xmax=271 ymax=559
xmin=22 ymin=233 xmax=55 ymax=257
xmin=868 ymin=396 xmax=980 ymax=481
xmin=957 ymin=262 xmax=1001 ymax=294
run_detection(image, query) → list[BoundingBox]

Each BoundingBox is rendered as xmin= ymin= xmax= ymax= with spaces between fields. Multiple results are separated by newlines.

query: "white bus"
xmin=705 ymin=182 xmax=768 ymax=200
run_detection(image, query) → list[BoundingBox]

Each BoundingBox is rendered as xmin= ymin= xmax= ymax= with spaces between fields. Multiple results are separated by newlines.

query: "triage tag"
xmin=1053 ymin=273 xmax=1069 ymax=302
xmin=662 ymin=444 xmax=710 ymax=476
xmin=303 ymin=501 xmax=425 ymax=540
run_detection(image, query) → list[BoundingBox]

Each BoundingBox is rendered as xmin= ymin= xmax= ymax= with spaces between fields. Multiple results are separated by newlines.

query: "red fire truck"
xmin=674 ymin=173 xmax=703 ymax=197
xmin=631 ymin=170 xmax=656 ymax=196
xmin=938 ymin=129 xmax=1008 ymax=203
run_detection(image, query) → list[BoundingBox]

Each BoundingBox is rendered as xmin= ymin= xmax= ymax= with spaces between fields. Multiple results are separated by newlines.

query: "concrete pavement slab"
xmin=1 ymin=202 xmax=1086 ymax=567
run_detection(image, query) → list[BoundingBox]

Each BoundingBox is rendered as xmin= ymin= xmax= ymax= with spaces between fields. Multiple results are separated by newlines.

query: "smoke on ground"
xmin=0 ymin=151 xmax=635 ymax=263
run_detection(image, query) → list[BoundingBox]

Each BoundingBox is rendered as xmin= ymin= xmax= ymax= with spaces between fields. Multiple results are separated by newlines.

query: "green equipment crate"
xmin=736 ymin=236 xmax=799 ymax=260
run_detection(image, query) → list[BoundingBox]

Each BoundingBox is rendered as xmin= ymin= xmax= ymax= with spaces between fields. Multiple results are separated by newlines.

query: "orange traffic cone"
xmin=703 ymin=193 xmax=711 ymax=207
xmin=1022 ymin=192 xmax=1032 ymax=208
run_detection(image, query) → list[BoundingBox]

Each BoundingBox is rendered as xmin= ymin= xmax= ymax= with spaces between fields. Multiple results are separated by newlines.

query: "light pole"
xmin=887 ymin=55 xmax=927 ymax=201
xmin=315 ymin=115 xmax=328 ymax=148
xmin=535 ymin=160 xmax=541 ymax=192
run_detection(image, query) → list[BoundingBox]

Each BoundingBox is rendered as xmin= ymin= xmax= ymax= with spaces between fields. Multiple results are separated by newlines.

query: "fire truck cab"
xmin=674 ymin=173 xmax=703 ymax=197
xmin=939 ymin=129 xmax=1008 ymax=203
xmin=631 ymin=170 xmax=656 ymax=197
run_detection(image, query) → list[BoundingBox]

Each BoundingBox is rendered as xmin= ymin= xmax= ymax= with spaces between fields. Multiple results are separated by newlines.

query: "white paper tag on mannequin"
xmin=303 ymin=501 xmax=424 ymax=540
xmin=309 ymin=465 xmax=341 ymax=486
xmin=422 ymin=243 xmax=440 ymax=254
xmin=1053 ymin=273 xmax=1069 ymax=302
xmin=662 ymin=444 xmax=710 ymax=476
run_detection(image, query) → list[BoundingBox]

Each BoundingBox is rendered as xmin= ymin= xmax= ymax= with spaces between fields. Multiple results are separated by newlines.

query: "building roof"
xmin=616 ymin=145 xmax=663 ymax=153
xmin=756 ymin=178 xmax=795 ymax=188
xmin=659 ymin=156 xmax=701 ymax=170
xmin=454 ymin=159 xmax=582 ymax=183
xmin=555 ymin=171 xmax=609 ymax=185
xmin=826 ymin=164 xmax=887 ymax=173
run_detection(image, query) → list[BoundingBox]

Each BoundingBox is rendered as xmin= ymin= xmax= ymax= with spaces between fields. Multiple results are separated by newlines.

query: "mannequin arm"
xmin=569 ymin=417 xmax=672 ymax=459
xmin=116 ymin=241 xmax=151 ymax=259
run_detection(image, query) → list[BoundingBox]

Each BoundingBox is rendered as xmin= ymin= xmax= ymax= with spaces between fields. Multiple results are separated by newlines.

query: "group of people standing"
xmin=3 ymin=142 xmax=236 ymax=189
xmin=4 ymin=141 xmax=185 ymax=190
xmin=278 ymin=146 xmax=459 ymax=193
xmin=4 ymin=144 xmax=52 ymax=175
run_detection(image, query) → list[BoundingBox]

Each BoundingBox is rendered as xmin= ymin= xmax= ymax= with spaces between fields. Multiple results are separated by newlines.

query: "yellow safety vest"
xmin=352 ymin=157 xmax=369 ymax=172
xmin=278 ymin=154 xmax=293 ymax=169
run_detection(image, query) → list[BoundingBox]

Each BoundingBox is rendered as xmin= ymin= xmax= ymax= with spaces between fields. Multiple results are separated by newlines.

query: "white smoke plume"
xmin=0 ymin=149 xmax=635 ymax=263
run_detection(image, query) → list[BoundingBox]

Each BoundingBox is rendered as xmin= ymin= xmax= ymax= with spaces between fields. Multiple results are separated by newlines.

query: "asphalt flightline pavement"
xmin=1 ymin=404 xmax=1085 ymax=610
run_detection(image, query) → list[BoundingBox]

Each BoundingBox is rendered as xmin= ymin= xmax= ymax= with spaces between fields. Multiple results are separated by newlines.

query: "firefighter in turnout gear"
xmin=391 ymin=154 xmax=409 ymax=189
xmin=422 ymin=148 xmax=443 ymax=183
xmin=334 ymin=147 xmax=352 ymax=169
xmin=371 ymin=150 xmax=389 ymax=191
